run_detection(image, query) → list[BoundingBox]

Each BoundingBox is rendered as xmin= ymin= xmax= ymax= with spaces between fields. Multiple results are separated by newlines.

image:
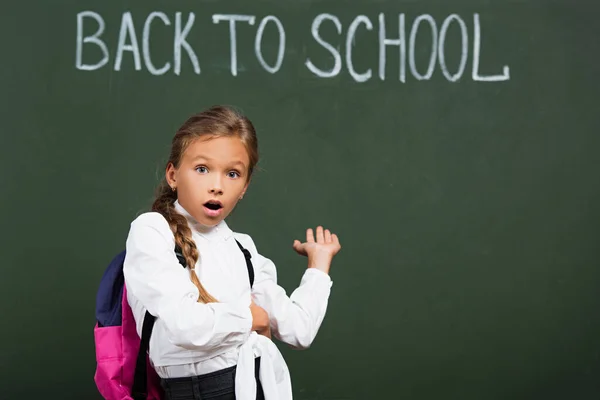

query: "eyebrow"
xmin=191 ymin=155 xmax=247 ymax=168
xmin=191 ymin=155 xmax=211 ymax=162
xmin=228 ymin=161 xmax=247 ymax=168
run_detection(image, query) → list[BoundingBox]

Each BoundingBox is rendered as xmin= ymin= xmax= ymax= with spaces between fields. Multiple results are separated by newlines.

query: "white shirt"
xmin=123 ymin=201 xmax=333 ymax=400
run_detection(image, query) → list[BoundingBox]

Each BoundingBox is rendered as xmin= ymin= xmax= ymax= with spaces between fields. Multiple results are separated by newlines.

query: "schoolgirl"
xmin=123 ymin=105 xmax=341 ymax=399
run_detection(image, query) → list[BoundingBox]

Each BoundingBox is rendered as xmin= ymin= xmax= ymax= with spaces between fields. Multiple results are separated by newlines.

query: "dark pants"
xmin=161 ymin=358 xmax=265 ymax=400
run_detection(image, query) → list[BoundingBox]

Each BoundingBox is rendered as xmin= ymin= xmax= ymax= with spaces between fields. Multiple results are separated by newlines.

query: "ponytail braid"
xmin=152 ymin=180 xmax=218 ymax=303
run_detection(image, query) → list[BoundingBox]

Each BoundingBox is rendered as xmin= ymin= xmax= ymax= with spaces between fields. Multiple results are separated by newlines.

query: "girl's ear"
xmin=240 ymin=179 xmax=251 ymax=199
xmin=165 ymin=163 xmax=177 ymax=189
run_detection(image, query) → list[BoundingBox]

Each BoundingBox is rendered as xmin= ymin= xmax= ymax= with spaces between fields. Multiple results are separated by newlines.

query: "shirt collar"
xmin=173 ymin=200 xmax=233 ymax=241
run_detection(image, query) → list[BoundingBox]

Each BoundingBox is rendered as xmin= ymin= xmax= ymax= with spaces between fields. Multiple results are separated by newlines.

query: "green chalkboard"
xmin=1 ymin=1 xmax=599 ymax=399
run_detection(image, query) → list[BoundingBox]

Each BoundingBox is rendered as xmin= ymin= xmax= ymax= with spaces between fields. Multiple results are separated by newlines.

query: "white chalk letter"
xmin=305 ymin=13 xmax=342 ymax=78
xmin=438 ymin=14 xmax=468 ymax=82
xmin=254 ymin=16 xmax=285 ymax=74
xmin=472 ymin=13 xmax=510 ymax=81
xmin=212 ymin=14 xmax=256 ymax=76
xmin=114 ymin=12 xmax=142 ymax=71
xmin=409 ymin=14 xmax=437 ymax=80
xmin=76 ymin=11 xmax=109 ymax=71
xmin=378 ymin=13 xmax=405 ymax=82
xmin=346 ymin=15 xmax=373 ymax=83
xmin=175 ymin=12 xmax=200 ymax=75
xmin=143 ymin=12 xmax=171 ymax=75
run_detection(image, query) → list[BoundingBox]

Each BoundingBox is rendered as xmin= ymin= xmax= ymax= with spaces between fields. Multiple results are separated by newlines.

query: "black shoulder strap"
xmin=131 ymin=242 xmax=254 ymax=399
xmin=131 ymin=309 xmax=155 ymax=400
xmin=235 ymin=239 xmax=255 ymax=288
xmin=131 ymin=246 xmax=186 ymax=400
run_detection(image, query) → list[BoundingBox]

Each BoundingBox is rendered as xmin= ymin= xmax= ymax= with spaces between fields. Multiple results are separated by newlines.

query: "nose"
xmin=209 ymin=175 xmax=224 ymax=195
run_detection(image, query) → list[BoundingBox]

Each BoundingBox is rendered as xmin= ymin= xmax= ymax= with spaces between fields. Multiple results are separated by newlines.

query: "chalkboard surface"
xmin=1 ymin=1 xmax=599 ymax=399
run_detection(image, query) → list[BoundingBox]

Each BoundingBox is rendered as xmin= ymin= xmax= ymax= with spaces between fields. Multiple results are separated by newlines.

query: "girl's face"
xmin=166 ymin=136 xmax=250 ymax=227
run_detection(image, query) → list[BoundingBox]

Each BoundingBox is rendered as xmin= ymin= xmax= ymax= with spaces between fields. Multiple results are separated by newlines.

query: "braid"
xmin=152 ymin=180 xmax=218 ymax=303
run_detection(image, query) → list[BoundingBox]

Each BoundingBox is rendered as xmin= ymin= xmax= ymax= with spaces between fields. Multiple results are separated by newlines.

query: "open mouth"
xmin=203 ymin=200 xmax=223 ymax=211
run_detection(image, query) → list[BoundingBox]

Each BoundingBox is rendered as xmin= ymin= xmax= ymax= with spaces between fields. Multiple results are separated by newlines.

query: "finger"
xmin=324 ymin=229 xmax=332 ymax=243
xmin=332 ymin=233 xmax=340 ymax=246
xmin=306 ymin=228 xmax=315 ymax=243
xmin=316 ymin=226 xmax=325 ymax=243
xmin=293 ymin=239 xmax=302 ymax=251
xmin=293 ymin=240 xmax=307 ymax=256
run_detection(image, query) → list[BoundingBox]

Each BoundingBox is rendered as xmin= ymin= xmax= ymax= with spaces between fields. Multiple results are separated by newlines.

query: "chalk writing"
xmin=75 ymin=11 xmax=510 ymax=82
xmin=255 ymin=16 xmax=286 ymax=74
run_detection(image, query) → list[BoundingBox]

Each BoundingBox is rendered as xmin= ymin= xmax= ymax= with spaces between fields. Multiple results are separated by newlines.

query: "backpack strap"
xmin=131 ymin=241 xmax=255 ymax=399
xmin=131 ymin=245 xmax=186 ymax=400
xmin=235 ymin=239 xmax=255 ymax=288
xmin=132 ymin=309 xmax=156 ymax=400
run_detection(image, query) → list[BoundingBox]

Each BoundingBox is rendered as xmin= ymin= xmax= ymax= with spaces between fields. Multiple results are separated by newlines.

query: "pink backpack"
xmin=93 ymin=247 xmax=186 ymax=399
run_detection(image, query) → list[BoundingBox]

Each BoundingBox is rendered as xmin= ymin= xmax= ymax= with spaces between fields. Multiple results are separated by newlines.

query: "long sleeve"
xmin=123 ymin=212 xmax=253 ymax=353
xmin=235 ymin=233 xmax=333 ymax=350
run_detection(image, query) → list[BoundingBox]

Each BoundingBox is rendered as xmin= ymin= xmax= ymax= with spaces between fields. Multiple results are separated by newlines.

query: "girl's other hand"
xmin=292 ymin=226 xmax=341 ymax=274
xmin=250 ymin=301 xmax=269 ymax=334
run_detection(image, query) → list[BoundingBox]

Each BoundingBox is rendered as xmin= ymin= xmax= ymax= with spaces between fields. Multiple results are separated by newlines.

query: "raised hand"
xmin=292 ymin=226 xmax=341 ymax=274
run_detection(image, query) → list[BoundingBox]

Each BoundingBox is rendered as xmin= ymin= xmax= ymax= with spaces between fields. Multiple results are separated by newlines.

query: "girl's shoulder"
xmin=230 ymin=231 xmax=272 ymax=264
xmin=130 ymin=211 xmax=170 ymax=230
xmin=127 ymin=211 xmax=174 ymax=244
xmin=231 ymin=231 xmax=257 ymax=253
xmin=231 ymin=231 xmax=278 ymax=278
